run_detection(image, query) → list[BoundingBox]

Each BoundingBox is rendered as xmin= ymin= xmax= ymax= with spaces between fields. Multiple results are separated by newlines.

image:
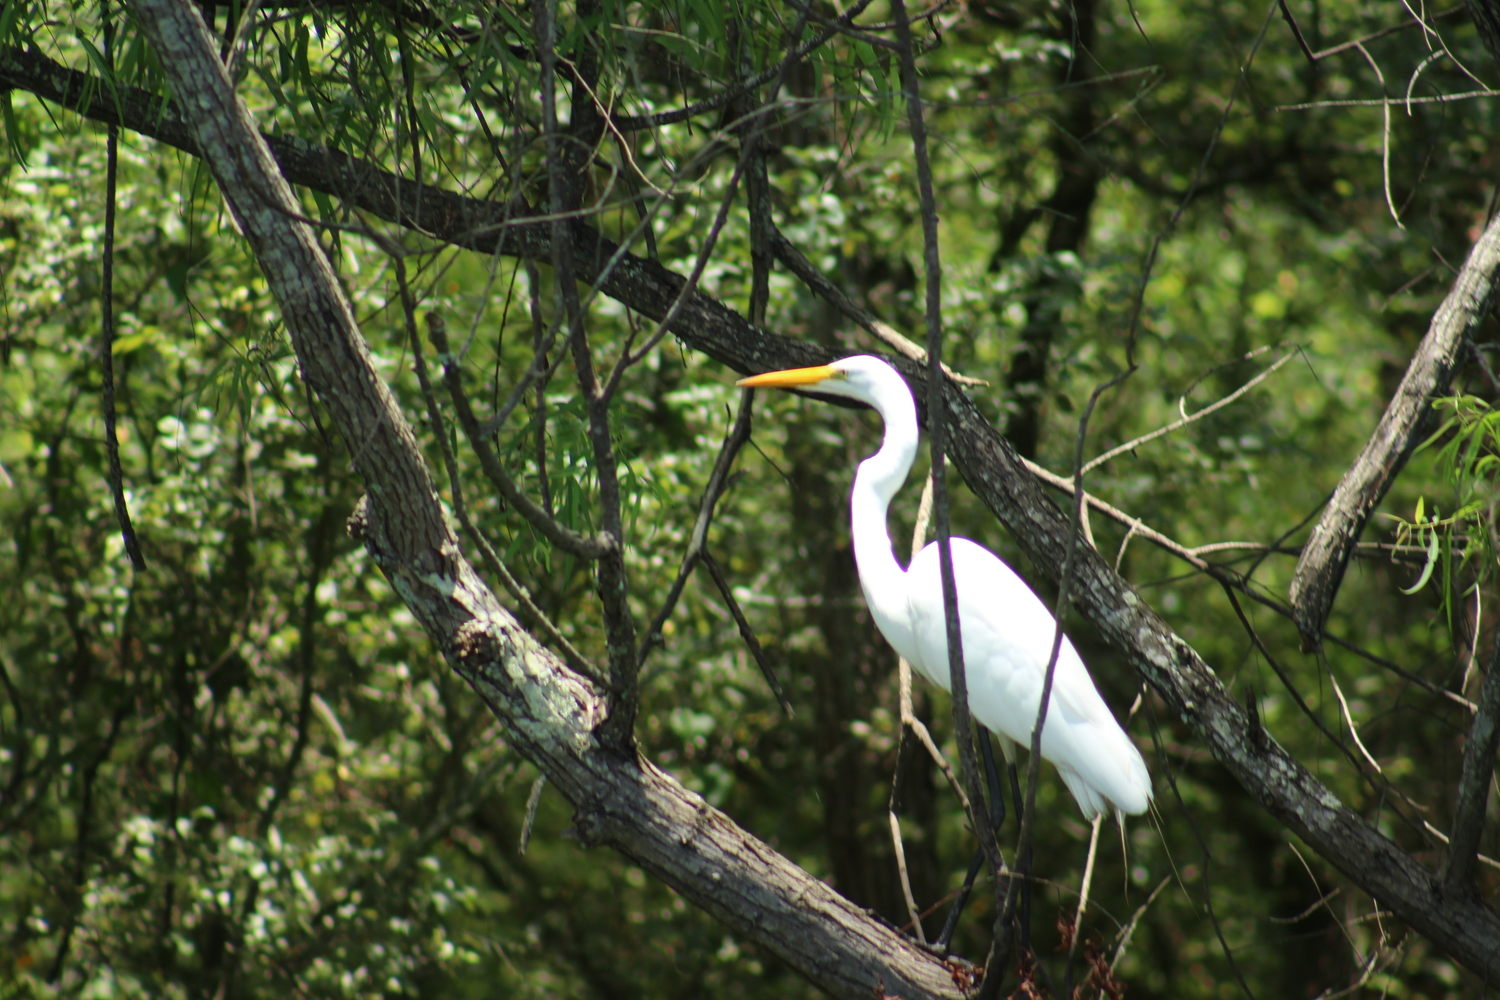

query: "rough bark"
xmin=17 ymin=35 xmax=1500 ymax=985
xmin=117 ymin=4 xmax=964 ymax=997
xmin=1289 ymin=212 xmax=1500 ymax=650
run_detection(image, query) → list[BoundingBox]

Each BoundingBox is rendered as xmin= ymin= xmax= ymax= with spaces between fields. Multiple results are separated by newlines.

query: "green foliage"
xmin=1390 ymin=397 xmax=1500 ymax=621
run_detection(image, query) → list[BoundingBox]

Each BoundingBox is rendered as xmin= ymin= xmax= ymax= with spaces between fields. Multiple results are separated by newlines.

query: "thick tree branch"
xmin=1290 ymin=212 xmax=1500 ymax=650
xmin=116 ymin=4 xmax=964 ymax=997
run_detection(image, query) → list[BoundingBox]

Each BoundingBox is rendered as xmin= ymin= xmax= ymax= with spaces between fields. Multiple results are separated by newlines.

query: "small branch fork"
xmin=1277 ymin=1 xmax=1465 ymax=65
xmin=636 ymin=390 xmax=792 ymax=714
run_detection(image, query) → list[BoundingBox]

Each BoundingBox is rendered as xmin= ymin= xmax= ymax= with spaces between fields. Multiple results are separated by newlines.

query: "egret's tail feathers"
xmin=1057 ymin=753 xmax=1152 ymax=820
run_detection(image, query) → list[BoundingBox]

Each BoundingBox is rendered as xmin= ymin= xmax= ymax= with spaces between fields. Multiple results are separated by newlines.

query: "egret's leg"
xmin=931 ymin=726 xmax=1007 ymax=953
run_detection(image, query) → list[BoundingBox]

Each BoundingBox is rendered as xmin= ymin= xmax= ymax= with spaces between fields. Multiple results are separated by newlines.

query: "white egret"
xmin=739 ymin=355 xmax=1150 ymax=821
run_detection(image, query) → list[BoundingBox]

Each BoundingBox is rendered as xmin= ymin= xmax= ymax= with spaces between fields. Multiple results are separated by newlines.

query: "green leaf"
xmin=1400 ymin=523 xmax=1441 ymax=595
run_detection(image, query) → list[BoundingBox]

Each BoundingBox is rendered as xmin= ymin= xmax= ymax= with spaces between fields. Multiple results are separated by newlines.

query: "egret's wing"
xmin=907 ymin=538 xmax=1151 ymax=817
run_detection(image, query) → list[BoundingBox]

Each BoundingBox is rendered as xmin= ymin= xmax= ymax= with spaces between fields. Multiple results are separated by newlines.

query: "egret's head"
xmin=736 ymin=355 xmax=901 ymax=406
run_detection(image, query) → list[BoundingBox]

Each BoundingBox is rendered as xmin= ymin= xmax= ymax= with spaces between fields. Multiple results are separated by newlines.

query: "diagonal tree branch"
xmin=1290 ymin=211 xmax=1500 ymax=650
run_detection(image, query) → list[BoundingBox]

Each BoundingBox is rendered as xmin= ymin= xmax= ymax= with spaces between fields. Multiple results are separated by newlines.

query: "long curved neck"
xmin=850 ymin=378 xmax=920 ymax=624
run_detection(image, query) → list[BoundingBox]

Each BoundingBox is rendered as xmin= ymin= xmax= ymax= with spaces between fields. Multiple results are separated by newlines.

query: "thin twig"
xmin=889 ymin=808 xmax=927 ymax=945
xmin=1306 ymin=5 xmax=1463 ymax=61
xmin=698 ymin=549 xmax=790 ymax=711
xmin=519 ymin=773 xmax=546 ymax=853
xmin=637 ymin=392 xmax=768 ymax=686
xmin=99 ymin=0 xmax=144 ymax=572
xmin=1081 ymin=344 xmax=1296 ymax=475
xmin=1353 ymin=43 xmax=1403 ymax=229
xmin=1065 ymin=814 xmax=1104 ymax=981
xmin=1277 ymin=87 xmax=1500 ymax=110
xmin=1328 ymin=667 xmax=1383 ymax=775
xmin=1106 ymin=875 xmax=1171 ymax=982
xmin=1277 ymin=0 xmax=1317 ymax=65
xmin=768 ymin=228 xmax=986 ymax=386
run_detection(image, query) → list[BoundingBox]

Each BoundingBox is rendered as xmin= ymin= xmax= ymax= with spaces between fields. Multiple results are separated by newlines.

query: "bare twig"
xmin=1308 ymin=5 xmax=1463 ymax=61
xmin=519 ymin=773 xmax=546 ymax=854
xmin=768 ymin=228 xmax=986 ymax=386
xmin=637 ymin=391 xmax=767 ymax=683
xmin=1064 ymin=814 xmax=1104 ymax=981
xmin=889 ymin=808 xmax=927 ymax=945
xmin=1081 ymin=345 xmax=1296 ymax=476
xmin=1328 ymin=667 xmax=1383 ymax=775
xmin=698 ymin=549 xmax=790 ymax=712
xmin=1352 ymin=43 xmax=1403 ymax=229
xmin=1277 ymin=87 xmax=1500 ymax=110
xmin=428 ymin=319 xmax=612 ymax=560
xmin=1106 ymin=875 xmax=1171 ymax=983
xmin=99 ymin=1 xmax=145 ymax=572
xmin=1278 ymin=0 xmax=1317 ymax=65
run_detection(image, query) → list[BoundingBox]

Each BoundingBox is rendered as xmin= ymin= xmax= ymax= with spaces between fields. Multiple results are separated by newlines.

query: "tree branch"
xmin=1290 ymin=211 xmax=1500 ymax=650
xmin=1440 ymin=622 xmax=1500 ymax=894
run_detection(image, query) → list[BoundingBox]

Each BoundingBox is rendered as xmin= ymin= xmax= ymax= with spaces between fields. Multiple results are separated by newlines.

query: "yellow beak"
xmin=736 ymin=364 xmax=840 ymax=388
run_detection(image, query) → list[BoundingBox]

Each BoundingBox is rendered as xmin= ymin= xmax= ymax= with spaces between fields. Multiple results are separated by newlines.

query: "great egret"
xmin=738 ymin=355 xmax=1150 ymax=821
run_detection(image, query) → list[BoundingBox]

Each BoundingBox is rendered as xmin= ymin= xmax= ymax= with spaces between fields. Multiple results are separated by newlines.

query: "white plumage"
xmin=740 ymin=354 xmax=1150 ymax=819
